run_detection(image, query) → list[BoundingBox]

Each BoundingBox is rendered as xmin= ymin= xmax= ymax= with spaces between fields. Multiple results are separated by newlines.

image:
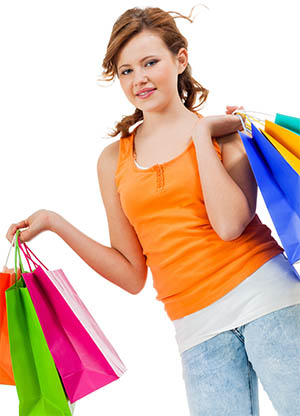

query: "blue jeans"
xmin=180 ymin=303 xmax=300 ymax=415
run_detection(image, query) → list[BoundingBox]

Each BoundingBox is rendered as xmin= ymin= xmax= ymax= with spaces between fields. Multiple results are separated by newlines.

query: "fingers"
xmin=226 ymin=105 xmax=237 ymax=114
xmin=226 ymin=105 xmax=245 ymax=115
xmin=6 ymin=220 xmax=29 ymax=245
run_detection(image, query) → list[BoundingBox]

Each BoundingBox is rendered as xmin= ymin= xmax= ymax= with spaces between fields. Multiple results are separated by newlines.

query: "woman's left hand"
xmin=192 ymin=105 xmax=245 ymax=140
xmin=225 ymin=105 xmax=244 ymax=116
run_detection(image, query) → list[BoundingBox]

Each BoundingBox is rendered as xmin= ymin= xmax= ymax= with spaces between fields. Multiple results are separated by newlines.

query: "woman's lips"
xmin=136 ymin=89 xmax=156 ymax=99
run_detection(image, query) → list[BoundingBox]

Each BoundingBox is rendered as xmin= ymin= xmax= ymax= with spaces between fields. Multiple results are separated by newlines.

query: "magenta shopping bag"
xmin=18 ymin=239 xmax=127 ymax=403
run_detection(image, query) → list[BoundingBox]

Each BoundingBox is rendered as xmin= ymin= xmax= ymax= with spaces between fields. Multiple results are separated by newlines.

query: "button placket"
xmin=155 ymin=164 xmax=164 ymax=191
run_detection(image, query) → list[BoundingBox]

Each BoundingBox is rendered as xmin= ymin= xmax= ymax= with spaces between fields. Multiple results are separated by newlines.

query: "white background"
xmin=1 ymin=0 xmax=300 ymax=415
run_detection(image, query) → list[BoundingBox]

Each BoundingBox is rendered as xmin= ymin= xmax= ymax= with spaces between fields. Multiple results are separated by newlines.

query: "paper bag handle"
xmin=17 ymin=236 xmax=49 ymax=272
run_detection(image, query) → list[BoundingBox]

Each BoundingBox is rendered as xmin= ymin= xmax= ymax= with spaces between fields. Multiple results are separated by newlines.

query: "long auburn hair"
xmin=98 ymin=5 xmax=209 ymax=138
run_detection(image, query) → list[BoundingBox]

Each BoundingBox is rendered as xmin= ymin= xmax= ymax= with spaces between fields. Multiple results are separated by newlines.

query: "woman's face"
xmin=116 ymin=30 xmax=187 ymax=113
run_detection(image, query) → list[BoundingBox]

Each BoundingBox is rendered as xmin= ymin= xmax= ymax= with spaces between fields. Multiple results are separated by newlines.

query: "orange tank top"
xmin=115 ymin=112 xmax=284 ymax=320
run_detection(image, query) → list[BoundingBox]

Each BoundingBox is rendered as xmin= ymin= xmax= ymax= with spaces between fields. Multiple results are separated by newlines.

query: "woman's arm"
xmin=48 ymin=211 xmax=142 ymax=294
xmin=192 ymin=119 xmax=257 ymax=241
xmin=6 ymin=209 xmax=141 ymax=295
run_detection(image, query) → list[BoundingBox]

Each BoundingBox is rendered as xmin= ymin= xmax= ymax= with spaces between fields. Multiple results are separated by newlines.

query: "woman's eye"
xmin=146 ymin=59 xmax=157 ymax=67
xmin=122 ymin=68 xmax=132 ymax=75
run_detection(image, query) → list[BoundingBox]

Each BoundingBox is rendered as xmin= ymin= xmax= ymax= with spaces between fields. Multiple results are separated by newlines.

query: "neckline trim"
xmin=130 ymin=112 xmax=202 ymax=172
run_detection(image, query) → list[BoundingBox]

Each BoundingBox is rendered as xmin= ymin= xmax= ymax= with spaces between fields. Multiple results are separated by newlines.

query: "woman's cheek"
xmin=155 ymin=66 xmax=171 ymax=84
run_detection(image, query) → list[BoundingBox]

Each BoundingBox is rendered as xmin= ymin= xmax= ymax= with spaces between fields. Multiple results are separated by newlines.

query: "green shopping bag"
xmin=5 ymin=230 xmax=75 ymax=416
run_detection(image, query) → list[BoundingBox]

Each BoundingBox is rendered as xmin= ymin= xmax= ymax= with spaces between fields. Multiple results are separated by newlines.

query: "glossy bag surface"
xmin=6 ymin=277 xmax=73 ymax=415
xmin=0 ymin=270 xmax=16 ymax=385
xmin=20 ymin=243 xmax=127 ymax=404
xmin=263 ymin=120 xmax=300 ymax=175
xmin=239 ymin=123 xmax=300 ymax=268
xmin=5 ymin=232 xmax=73 ymax=415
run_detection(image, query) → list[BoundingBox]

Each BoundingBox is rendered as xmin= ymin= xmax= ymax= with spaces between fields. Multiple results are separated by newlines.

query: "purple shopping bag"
xmin=19 ymin=239 xmax=127 ymax=403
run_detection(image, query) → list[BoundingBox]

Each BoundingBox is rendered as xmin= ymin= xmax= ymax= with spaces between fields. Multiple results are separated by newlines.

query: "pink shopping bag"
xmin=18 ymin=238 xmax=127 ymax=403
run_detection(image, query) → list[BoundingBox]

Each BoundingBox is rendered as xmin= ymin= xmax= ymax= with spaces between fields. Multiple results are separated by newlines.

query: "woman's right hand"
xmin=6 ymin=209 xmax=52 ymax=245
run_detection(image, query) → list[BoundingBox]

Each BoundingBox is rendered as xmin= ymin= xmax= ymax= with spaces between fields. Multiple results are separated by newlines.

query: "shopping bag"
xmin=5 ymin=232 xmax=74 ymax=415
xmin=265 ymin=119 xmax=300 ymax=158
xmin=0 ymin=239 xmax=21 ymax=385
xmin=261 ymin=127 xmax=300 ymax=175
xmin=234 ymin=109 xmax=300 ymax=267
xmin=275 ymin=113 xmax=300 ymax=134
xmin=264 ymin=118 xmax=300 ymax=175
xmin=235 ymin=110 xmax=300 ymax=162
xmin=249 ymin=123 xmax=299 ymax=222
xmin=0 ymin=271 xmax=15 ymax=385
xmin=17 ymin=234 xmax=127 ymax=403
xmin=239 ymin=124 xmax=300 ymax=270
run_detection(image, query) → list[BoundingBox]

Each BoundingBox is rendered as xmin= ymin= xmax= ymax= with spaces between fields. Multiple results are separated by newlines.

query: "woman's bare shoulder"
xmin=99 ymin=139 xmax=120 ymax=166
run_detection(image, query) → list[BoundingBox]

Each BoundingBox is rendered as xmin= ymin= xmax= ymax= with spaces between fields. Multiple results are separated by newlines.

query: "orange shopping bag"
xmin=0 ymin=239 xmax=21 ymax=385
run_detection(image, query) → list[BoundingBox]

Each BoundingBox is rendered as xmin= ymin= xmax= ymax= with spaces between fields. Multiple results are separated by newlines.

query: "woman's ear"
xmin=177 ymin=48 xmax=188 ymax=74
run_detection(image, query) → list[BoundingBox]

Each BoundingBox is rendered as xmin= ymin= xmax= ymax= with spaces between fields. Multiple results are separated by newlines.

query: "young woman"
xmin=6 ymin=6 xmax=300 ymax=416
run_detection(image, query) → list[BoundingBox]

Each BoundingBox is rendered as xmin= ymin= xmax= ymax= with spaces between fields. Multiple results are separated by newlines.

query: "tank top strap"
xmin=116 ymin=136 xmax=130 ymax=167
xmin=212 ymin=137 xmax=222 ymax=160
xmin=116 ymin=125 xmax=139 ymax=166
xmin=115 ymin=125 xmax=139 ymax=192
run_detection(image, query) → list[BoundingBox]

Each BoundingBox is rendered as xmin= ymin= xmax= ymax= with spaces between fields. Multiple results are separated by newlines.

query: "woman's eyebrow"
xmin=118 ymin=55 xmax=158 ymax=70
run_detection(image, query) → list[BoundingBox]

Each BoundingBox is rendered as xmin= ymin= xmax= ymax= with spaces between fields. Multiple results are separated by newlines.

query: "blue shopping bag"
xmin=239 ymin=123 xmax=300 ymax=272
xmin=252 ymin=123 xmax=300 ymax=219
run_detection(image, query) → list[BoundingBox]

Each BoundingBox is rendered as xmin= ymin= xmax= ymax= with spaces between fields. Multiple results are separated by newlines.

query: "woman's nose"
xmin=133 ymin=69 xmax=149 ymax=86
